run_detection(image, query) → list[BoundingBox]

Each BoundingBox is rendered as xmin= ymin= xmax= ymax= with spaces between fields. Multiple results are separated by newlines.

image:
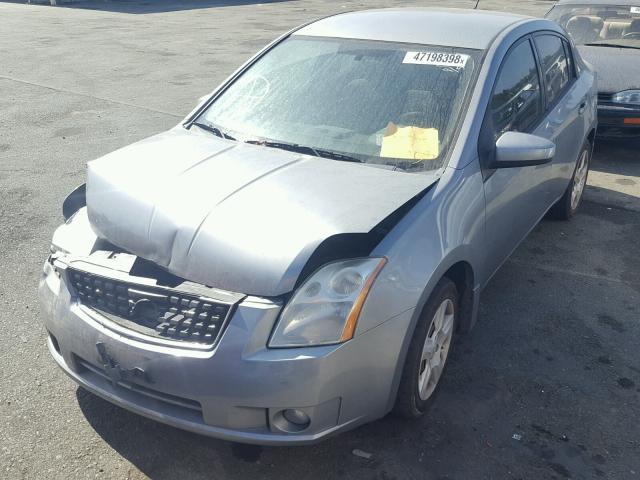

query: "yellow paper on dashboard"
xmin=380 ymin=122 xmax=439 ymax=160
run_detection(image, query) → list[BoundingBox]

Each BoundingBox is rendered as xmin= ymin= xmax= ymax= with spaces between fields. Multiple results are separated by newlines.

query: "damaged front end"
xmin=44 ymin=126 xmax=442 ymax=348
xmin=38 ymin=128 xmax=440 ymax=444
xmin=38 ymin=203 xmax=421 ymax=444
xmin=84 ymin=128 xmax=440 ymax=297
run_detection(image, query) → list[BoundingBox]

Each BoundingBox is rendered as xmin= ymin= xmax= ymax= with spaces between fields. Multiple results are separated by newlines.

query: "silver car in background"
xmin=40 ymin=8 xmax=597 ymax=445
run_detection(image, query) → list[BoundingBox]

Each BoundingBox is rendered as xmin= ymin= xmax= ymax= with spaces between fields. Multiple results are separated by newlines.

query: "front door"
xmin=480 ymin=36 xmax=553 ymax=283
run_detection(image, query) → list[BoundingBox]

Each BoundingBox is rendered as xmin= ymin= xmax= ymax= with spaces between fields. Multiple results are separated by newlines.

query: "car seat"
xmin=625 ymin=19 xmax=640 ymax=37
xmin=601 ymin=20 xmax=631 ymax=39
xmin=566 ymin=15 xmax=601 ymax=42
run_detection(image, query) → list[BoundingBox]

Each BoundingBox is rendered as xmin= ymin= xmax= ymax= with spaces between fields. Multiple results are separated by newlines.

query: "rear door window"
xmin=534 ymin=34 xmax=571 ymax=107
xmin=490 ymin=39 xmax=542 ymax=137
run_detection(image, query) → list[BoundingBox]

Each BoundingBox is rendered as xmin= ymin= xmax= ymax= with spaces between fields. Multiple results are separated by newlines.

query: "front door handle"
xmin=578 ymin=101 xmax=587 ymax=115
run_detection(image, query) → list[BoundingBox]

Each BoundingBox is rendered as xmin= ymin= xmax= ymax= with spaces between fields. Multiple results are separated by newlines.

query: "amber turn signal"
xmin=340 ymin=258 xmax=387 ymax=342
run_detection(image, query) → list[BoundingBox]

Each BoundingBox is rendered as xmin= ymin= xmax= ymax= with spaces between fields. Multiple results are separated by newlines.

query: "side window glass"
xmin=490 ymin=40 xmax=542 ymax=138
xmin=534 ymin=34 xmax=570 ymax=106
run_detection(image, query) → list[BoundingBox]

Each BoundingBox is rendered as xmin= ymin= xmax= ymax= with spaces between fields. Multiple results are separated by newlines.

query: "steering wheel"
xmin=623 ymin=31 xmax=640 ymax=39
xmin=397 ymin=112 xmax=424 ymax=125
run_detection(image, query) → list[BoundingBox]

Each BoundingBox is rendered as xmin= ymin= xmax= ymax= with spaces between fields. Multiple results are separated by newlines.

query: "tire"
xmin=393 ymin=277 xmax=458 ymax=419
xmin=548 ymin=141 xmax=591 ymax=220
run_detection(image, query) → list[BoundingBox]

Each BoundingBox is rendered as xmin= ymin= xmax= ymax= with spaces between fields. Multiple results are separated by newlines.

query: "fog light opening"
xmin=272 ymin=409 xmax=311 ymax=433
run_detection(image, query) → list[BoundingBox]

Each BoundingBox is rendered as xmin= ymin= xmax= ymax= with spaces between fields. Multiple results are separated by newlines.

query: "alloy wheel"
xmin=417 ymin=298 xmax=455 ymax=401
xmin=571 ymin=150 xmax=589 ymax=211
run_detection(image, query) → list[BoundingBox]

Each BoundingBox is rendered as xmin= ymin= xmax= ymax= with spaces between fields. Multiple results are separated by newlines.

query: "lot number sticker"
xmin=403 ymin=51 xmax=469 ymax=68
xmin=631 ymin=6 xmax=640 ymax=13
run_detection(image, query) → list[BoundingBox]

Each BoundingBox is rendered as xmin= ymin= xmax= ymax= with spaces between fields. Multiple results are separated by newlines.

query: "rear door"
xmin=479 ymin=36 xmax=551 ymax=281
xmin=532 ymin=33 xmax=588 ymax=200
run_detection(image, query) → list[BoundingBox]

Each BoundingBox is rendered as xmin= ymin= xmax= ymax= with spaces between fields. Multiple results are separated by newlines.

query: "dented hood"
xmin=87 ymin=127 xmax=438 ymax=296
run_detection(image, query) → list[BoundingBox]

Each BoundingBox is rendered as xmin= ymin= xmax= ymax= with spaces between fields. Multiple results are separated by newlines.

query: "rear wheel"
xmin=393 ymin=277 xmax=457 ymax=418
xmin=548 ymin=141 xmax=591 ymax=220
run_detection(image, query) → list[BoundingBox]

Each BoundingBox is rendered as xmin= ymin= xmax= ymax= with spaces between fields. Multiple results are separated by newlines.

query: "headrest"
xmin=629 ymin=18 xmax=640 ymax=32
xmin=567 ymin=16 xmax=594 ymax=31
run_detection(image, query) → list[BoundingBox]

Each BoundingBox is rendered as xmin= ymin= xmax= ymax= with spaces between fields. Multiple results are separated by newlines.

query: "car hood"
xmin=87 ymin=127 xmax=439 ymax=296
xmin=577 ymin=45 xmax=640 ymax=94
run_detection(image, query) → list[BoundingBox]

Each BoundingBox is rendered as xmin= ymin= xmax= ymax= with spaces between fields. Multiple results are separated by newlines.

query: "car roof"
xmin=554 ymin=0 xmax=640 ymax=5
xmin=294 ymin=8 xmax=534 ymax=50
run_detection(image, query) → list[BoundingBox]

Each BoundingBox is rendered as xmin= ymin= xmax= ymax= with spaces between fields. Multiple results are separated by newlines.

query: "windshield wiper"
xmin=313 ymin=148 xmax=362 ymax=163
xmin=245 ymin=139 xmax=319 ymax=157
xmin=583 ymin=42 xmax=640 ymax=50
xmin=245 ymin=139 xmax=362 ymax=163
xmin=191 ymin=121 xmax=236 ymax=141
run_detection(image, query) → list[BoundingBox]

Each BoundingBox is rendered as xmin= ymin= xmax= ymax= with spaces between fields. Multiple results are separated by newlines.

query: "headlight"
xmin=612 ymin=90 xmax=640 ymax=105
xmin=269 ymin=257 xmax=387 ymax=348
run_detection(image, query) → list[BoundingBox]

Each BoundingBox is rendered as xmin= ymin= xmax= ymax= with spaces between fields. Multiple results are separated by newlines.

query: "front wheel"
xmin=393 ymin=277 xmax=458 ymax=418
xmin=548 ymin=141 xmax=591 ymax=220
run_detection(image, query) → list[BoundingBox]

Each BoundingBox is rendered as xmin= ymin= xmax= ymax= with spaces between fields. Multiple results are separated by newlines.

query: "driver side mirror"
xmin=492 ymin=131 xmax=556 ymax=168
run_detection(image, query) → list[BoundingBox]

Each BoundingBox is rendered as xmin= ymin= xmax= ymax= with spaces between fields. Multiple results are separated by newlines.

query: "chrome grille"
xmin=68 ymin=268 xmax=231 ymax=345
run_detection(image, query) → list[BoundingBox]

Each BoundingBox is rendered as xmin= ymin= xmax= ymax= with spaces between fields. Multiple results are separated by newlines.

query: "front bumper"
xmin=597 ymin=103 xmax=640 ymax=137
xmin=39 ymin=258 xmax=411 ymax=445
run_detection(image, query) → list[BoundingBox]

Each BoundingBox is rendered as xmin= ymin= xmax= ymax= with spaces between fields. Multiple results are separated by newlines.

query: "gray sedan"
xmin=40 ymin=8 xmax=597 ymax=445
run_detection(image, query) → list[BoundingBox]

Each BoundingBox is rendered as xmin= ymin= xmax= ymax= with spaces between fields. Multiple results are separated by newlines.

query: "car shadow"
xmin=584 ymin=137 xmax=640 ymax=213
xmin=58 ymin=0 xmax=295 ymax=14
xmin=76 ymin=141 xmax=640 ymax=479
xmin=591 ymin=136 xmax=640 ymax=176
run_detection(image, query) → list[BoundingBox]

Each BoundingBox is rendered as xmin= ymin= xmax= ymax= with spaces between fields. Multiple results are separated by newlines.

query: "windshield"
xmin=547 ymin=4 xmax=640 ymax=47
xmin=196 ymin=36 xmax=481 ymax=172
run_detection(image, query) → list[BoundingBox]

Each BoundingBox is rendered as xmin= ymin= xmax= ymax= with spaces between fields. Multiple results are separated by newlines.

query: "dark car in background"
xmin=547 ymin=0 xmax=640 ymax=135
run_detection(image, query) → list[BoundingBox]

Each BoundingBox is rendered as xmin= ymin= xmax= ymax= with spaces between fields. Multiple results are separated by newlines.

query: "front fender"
xmin=353 ymin=162 xmax=486 ymax=414
xmin=356 ymin=162 xmax=485 ymax=337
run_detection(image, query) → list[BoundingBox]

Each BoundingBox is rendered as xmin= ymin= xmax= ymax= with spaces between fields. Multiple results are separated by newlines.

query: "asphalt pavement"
xmin=1 ymin=1 xmax=639 ymax=479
